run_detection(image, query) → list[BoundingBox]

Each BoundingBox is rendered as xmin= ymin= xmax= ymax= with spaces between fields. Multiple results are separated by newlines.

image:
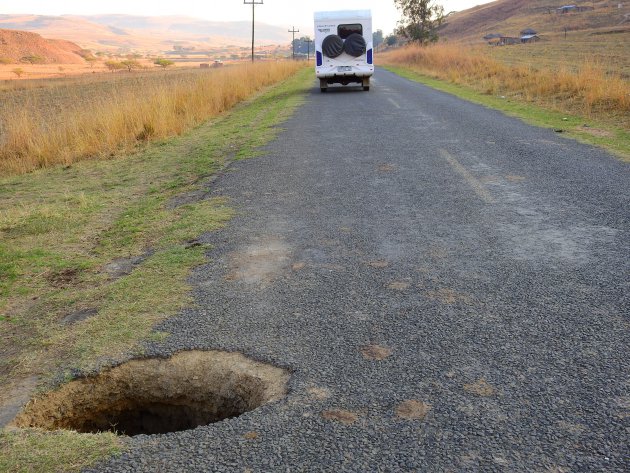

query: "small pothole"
xmin=12 ymin=351 xmax=289 ymax=436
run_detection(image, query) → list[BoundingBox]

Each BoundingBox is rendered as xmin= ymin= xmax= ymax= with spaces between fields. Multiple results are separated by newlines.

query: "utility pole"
xmin=305 ymin=38 xmax=313 ymax=61
xmin=288 ymin=26 xmax=300 ymax=60
xmin=244 ymin=0 xmax=263 ymax=62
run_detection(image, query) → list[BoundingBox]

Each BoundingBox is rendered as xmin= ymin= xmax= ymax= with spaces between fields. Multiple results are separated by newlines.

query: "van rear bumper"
xmin=316 ymin=71 xmax=373 ymax=79
xmin=316 ymin=65 xmax=374 ymax=79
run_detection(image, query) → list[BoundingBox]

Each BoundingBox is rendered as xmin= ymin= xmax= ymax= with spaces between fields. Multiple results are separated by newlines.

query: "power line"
xmin=244 ymin=0 xmax=263 ymax=62
xmin=288 ymin=26 xmax=300 ymax=60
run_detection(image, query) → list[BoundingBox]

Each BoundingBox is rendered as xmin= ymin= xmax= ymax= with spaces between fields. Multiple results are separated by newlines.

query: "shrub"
xmin=104 ymin=61 xmax=124 ymax=72
xmin=154 ymin=58 xmax=175 ymax=68
xmin=20 ymin=55 xmax=45 ymax=64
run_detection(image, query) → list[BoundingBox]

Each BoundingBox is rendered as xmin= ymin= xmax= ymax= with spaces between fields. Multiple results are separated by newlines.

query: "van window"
xmin=338 ymin=24 xmax=363 ymax=39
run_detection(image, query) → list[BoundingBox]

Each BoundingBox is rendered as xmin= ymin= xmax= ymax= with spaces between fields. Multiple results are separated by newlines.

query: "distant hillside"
xmin=79 ymin=14 xmax=288 ymax=42
xmin=440 ymin=0 xmax=630 ymax=41
xmin=0 ymin=29 xmax=85 ymax=63
xmin=0 ymin=14 xmax=288 ymax=54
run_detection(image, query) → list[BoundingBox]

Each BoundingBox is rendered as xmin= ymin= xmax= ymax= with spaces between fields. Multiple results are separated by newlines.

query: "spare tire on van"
xmin=322 ymin=34 xmax=344 ymax=58
xmin=344 ymin=33 xmax=367 ymax=57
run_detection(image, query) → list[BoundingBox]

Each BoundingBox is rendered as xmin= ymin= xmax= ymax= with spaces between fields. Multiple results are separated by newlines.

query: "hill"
xmin=0 ymin=14 xmax=288 ymax=55
xmin=0 ymin=29 xmax=85 ymax=63
xmin=440 ymin=0 xmax=630 ymax=41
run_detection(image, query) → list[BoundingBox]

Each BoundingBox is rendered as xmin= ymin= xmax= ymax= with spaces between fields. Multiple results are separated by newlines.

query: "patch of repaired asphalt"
xmin=88 ymin=70 xmax=629 ymax=472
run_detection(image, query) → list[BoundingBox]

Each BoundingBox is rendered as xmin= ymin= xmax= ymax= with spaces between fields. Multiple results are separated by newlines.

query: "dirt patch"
xmin=360 ymin=345 xmax=392 ymax=361
xmin=102 ymin=250 xmax=153 ymax=280
xmin=387 ymin=281 xmax=410 ymax=291
xmin=243 ymin=431 xmax=259 ymax=440
xmin=226 ymin=237 xmax=290 ymax=286
xmin=427 ymin=245 xmax=448 ymax=259
xmin=292 ymin=262 xmax=306 ymax=271
xmin=46 ymin=268 xmax=80 ymax=288
xmin=166 ymin=188 xmax=213 ymax=209
xmin=368 ymin=260 xmax=389 ymax=268
xmin=307 ymin=387 xmax=331 ymax=401
xmin=321 ymin=409 xmax=359 ymax=425
xmin=12 ymin=350 xmax=289 ymax=437
xmin=395 ymin=400 xmax=431 ymax=420
xmin=463 ymin=378 xmax=496 ymax=397
xmin=378 ymin=164 xmax=396 ymax=173
xmin=505 ymin=175 xmax=526 ymax=182
xmin=580 ymin=127 xmax=613 ymax=138
xmin=61 ymin=308 xmax=98 ymax=325
xmin=425 ymin=288 xmax=471 ymax=304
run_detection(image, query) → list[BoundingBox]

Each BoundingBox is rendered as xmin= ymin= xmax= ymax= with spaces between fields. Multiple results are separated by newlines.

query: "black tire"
xmin=322 ymin=35 xmax=344 ymax=58
xmin=363 ymin=86 xmax=370 ymax=92
xmin=321 ymin=88 xmax=327 ymax=93
xmin=344 ymin=33 xmax=367 ymax=57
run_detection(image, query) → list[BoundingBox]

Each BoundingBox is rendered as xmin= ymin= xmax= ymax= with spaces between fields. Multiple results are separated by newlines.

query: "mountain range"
xmin=0 ymin=14 xmax=290 ymax=54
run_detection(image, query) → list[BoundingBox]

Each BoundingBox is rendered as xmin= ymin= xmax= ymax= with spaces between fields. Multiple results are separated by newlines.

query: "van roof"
xmin=314 ymin=10 xmax=372 ymax=21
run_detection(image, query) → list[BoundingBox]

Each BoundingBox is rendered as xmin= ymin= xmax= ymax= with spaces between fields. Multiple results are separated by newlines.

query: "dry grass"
xmin=381 ymin=42 xmax=630 ymax=128
xmin=0 ymin=61 xmax=304 ymax=175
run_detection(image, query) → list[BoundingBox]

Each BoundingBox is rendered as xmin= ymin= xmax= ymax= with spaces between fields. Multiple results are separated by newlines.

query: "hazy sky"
xmin=1 ymin=0 xmax=495 ymax=34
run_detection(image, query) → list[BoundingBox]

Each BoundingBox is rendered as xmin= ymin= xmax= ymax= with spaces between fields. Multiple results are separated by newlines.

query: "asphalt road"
xmin=91 ymin=69 xmax=629 ymax=472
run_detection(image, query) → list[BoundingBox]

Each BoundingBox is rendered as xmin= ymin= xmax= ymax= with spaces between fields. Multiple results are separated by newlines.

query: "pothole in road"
xmin=12 ymin=351 xmax=289 ymax=437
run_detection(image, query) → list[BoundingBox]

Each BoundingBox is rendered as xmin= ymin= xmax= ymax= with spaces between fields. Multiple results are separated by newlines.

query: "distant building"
xmin=521 ymin=34 xmax=540 ymax=43
xmin=557 ymin=5 xmax=594 ymax=13
xmin=520 ymin=28 xmax=538 ymax=36
xmin=483 ymin=33 xmax=504 ymax=40
xmin=499 ymin=36 xmax=520 ymax=45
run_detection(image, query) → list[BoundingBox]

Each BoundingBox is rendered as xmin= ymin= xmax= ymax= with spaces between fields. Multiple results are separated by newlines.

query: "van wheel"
xmin=321 ymin=88 xmax=327 ymax=93
xmin=363 ymin=86 xmax=370 ymax=92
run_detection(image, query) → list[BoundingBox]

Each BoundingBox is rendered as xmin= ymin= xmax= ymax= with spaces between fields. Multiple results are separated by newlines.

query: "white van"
xmin=314 ymin=10 xmax=374 ymax=92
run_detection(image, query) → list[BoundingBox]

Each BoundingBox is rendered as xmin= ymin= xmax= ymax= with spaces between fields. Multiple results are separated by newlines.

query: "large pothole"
xmin=11 ymin=351 xmax=289 ymax=436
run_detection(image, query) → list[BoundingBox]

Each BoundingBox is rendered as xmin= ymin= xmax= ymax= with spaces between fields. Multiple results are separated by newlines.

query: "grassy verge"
xmin=383 ymin=64 xmax=630 ymax=161
xmin=0 ymin=429 xmax=122 ymax=473
xmin=0 ymin=66 xmax=312 ymax=472
xmin=0 ymin=62 xmax=304 ymax=175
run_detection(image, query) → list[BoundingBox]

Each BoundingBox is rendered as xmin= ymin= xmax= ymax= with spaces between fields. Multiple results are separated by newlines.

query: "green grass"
xmin=0 ymin=429 xmax=122 ymax=473
xmin=384 ymin=65 xmax=630 ymax=162
xmin=0 ymin=67 xmax=312 ymax=472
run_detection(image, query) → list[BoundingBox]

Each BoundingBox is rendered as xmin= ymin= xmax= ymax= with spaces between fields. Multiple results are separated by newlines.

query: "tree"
xmin=373 ymin=29 xmax=384 ymax=48
xmin=291 ymin=37 xmax=312 ymax=56
xmin=154 ymin=58 xmax=174 ymax=68
xmin=120 ymin=59 xmax=141 ymax=72
xmin=104 ymin=60 xmax=124 ymax=72
xmin=394 ymin=0 xmax=445 ymax=45
xmin=385 ymin=34 xmax=399 ymax=47
xmin=85 ymin=56 xmax=98 ymax=68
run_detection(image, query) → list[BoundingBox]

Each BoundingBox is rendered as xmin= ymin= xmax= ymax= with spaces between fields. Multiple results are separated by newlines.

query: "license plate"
xmin=337 ymin=66 xmax=352 ymax=72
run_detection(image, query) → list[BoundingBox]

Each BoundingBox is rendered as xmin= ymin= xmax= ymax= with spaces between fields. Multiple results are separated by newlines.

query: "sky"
xmin=0 ymin=0 xmax=495 ymax=34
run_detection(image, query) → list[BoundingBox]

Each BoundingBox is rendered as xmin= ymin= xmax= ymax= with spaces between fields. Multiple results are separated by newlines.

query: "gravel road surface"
xmin=90 ymin=70 xmax=629 ymax=472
